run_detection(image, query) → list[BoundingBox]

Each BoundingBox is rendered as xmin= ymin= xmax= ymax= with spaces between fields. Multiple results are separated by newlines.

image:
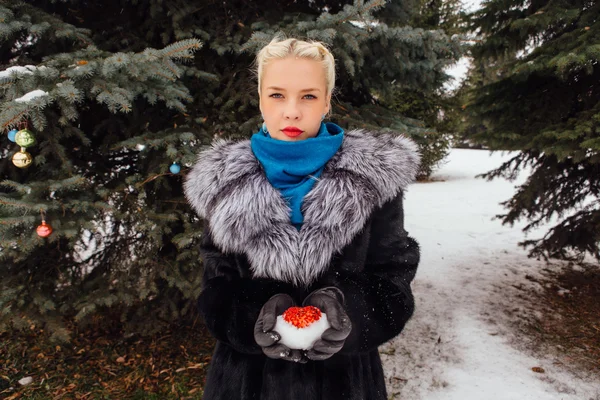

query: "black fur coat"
xmin=183 ymin=129 xmax=421 ymax=400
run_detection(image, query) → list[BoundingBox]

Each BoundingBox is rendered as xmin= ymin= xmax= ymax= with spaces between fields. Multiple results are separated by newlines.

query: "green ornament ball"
xmin=15 ymin=129 xmax=36 ymax=148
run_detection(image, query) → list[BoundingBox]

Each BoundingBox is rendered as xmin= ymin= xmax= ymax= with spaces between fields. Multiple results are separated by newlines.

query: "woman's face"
xmin=259 ymin=57 xmax=331 ymax=141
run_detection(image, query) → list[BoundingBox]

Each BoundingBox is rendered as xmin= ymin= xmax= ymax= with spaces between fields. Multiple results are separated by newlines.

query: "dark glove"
xmin=253 ymin=293 xmax=307 ymax=363
xmin=301 ymin=287 xmax=352 ymax=361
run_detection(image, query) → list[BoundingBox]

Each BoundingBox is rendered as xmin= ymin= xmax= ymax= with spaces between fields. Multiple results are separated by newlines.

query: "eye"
xmin=303 ymin=94 xmax=317 ymax=99
xmin=269 ymin=93 xmax=283 ymax=98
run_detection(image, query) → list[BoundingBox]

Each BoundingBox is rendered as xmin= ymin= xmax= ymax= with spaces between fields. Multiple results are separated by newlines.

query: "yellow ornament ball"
xmin=12 ymin=150 xmax=33 ymax=168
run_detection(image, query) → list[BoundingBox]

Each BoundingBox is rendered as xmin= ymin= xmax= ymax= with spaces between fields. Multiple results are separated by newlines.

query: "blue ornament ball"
xmin=170 ymin=163 xmax=181 ymax=174
xmin=8 ymin=129 xmax=18 ymax=142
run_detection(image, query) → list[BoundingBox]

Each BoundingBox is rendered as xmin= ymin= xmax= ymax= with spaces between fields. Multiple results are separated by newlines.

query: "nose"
xmin=283 ymin=100 xmax=301 ymax=120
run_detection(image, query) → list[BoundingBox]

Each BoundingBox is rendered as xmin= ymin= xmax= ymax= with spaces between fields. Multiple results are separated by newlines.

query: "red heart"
xmin=282 ymin=306 xmax=322 ymax=328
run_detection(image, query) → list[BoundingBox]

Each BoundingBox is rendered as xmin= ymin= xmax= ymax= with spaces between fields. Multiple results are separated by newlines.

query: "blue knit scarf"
xmin=250 ymin=122 xmax=345 ymax=230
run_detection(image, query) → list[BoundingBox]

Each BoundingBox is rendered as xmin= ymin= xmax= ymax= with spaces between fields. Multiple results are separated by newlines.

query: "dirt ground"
xmin=513 ymin=262 xmax=600 ymax=378
xmin=0 ymin=316 xmax=215 ymax=399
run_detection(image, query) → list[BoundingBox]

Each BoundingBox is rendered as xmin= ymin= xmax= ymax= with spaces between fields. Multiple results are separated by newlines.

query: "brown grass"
xmin=0 ymin=316 xmax=215 ymax=399
xmin=518 ymin=263 xmax=600 ymax=375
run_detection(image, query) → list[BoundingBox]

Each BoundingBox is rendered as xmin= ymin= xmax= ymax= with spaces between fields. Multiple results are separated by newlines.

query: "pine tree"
xmin=464 ymin=0 xmax=600 ymax=261
xmin=0 ymin=0 xmax=461 ymax=342
xmin=386 ymin=0 xmax=467 ymax=179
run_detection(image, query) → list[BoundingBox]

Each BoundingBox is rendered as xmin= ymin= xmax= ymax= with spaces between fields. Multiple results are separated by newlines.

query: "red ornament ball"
xmin=36 ymin=221 xmax=53 ymax=238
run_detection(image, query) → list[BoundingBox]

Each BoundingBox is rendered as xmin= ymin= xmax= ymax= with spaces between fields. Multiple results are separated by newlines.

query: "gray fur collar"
xmin=183 ymin=129 xmax=420 ymax=288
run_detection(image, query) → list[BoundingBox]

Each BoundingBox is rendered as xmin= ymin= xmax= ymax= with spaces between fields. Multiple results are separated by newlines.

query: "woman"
xmin=183 ymin=37 xmax=421 ymax=400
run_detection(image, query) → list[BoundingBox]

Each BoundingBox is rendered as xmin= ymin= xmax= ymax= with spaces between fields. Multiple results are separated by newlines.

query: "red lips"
xmin=282 ymin=126 xmax=304 ymax=137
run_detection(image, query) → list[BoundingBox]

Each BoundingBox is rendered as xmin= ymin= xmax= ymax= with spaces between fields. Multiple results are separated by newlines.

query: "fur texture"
xmin=196 ymin=191 xmax=421 ymax=400
xmin=184 ymin=129 xmax=420 ymax=287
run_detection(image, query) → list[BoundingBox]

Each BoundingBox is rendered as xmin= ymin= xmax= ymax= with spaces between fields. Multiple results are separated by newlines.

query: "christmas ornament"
xmin=36 ymin=220 xmax=53 ymax=238
xmin=15 ymin=128 xmax=36 ymax=147
xmin=170 ymin=162 xmax=181 ymax=174
xmin=8 ymin=129 xmax=18 ymax=142
xmin=12 ymin=148 xmax=33 ymax=168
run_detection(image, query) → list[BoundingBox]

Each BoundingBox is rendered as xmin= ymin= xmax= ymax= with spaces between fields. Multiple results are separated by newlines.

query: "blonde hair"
xmin=255 ymin=37 xmax=335 ymax=98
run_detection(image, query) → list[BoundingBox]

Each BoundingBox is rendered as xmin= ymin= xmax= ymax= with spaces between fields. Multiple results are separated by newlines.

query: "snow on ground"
xmin=381 ymin=149 xmax=600 ymax=400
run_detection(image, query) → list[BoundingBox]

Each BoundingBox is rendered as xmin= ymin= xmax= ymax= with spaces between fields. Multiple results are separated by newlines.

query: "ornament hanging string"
xmin=36 ymin=209 xmax=53 ymax=238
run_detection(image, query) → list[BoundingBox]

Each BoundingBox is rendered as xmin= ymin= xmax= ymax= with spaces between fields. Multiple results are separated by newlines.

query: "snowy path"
xmin=381 ymin=149 xmax=600 ymax=400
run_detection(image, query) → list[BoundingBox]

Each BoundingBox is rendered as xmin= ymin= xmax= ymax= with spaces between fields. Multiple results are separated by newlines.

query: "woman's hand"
xmin=302 ymin=287 xmax=352 ymax=361
xmin=254 ymin=293 xmax=307 ymax=363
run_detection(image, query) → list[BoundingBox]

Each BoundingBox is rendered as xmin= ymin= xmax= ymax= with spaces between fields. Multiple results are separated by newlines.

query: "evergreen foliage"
xmin=0 ymin=0 xmax=461 ymax=341
xmin=386 ymin=0 xmax=466 ymax=179
xmin=464 ymin=0 xmax=600 ymax=261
